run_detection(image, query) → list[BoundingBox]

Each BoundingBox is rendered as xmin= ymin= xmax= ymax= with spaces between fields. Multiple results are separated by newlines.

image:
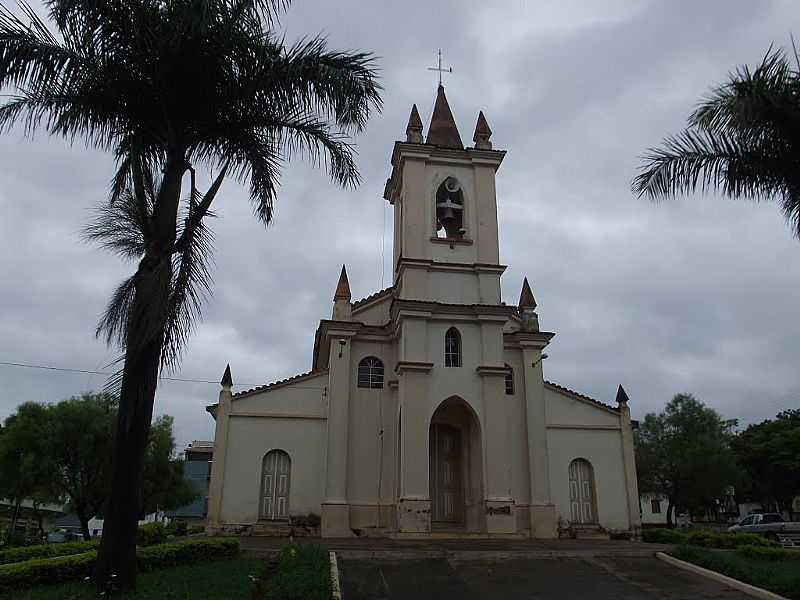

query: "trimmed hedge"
xmin=0 ymin=551 xmax=97 ymax=592
xmin=737 ymin=545 xmax=800 ymax=562
xmin=0 ymin=537 xmax=239 ymax=592
xmin=642 ymin=528 xmax=688 ymax=544
xmin=137 ymin=522 xmax=168 ymax=547
xmin=642 ymin=528 xmax=779 ymax=549
xmin=137 ymin=537 xmax=239 ymax=572
xmin=266 ymin=544 xmax=331 ymax=600
xmin=670 ymin=545 xmax=800 ymax=599
xmin=0 ymin=541 xmax=98 ymax=566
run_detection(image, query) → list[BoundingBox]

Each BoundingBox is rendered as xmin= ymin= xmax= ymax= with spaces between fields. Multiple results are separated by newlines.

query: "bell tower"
xmin=383 ymin=85 xmax=506 ymax=305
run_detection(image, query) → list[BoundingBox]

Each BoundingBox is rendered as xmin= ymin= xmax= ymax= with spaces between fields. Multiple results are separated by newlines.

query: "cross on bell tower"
xmin=427 ymin=48 xmax=453 ymax=86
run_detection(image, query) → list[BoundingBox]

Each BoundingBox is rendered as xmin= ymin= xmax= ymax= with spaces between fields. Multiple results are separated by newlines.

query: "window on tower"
xmin=435 ymin=177 xmax=464 ymax=239
xmin=357 ymin=356 xmax=384 ymax=389
xmin=504 ymin=365 xmax=514 ymax=395
xmin=444 ymin=327 xmax=461 ymax=367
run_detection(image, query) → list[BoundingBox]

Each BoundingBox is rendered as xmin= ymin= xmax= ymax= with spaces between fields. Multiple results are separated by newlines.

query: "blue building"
xmin=167 ymin=441 xmax=213 ymax=524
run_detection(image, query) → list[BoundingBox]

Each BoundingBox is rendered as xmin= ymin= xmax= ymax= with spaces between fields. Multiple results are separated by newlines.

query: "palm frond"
xmin=634 ymin=128 xmax=784 ymax=200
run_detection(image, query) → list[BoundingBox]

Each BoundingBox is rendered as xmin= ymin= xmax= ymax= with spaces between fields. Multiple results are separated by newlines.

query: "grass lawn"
xmin=670 ymin=545 xmax=800 ymax=600
xmin=0 ymin=558 xmax=264 ymax=600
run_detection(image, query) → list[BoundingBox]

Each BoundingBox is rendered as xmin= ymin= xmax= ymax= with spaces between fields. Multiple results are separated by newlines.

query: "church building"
xmin=206 ymin=85 xmax=641 ymax=538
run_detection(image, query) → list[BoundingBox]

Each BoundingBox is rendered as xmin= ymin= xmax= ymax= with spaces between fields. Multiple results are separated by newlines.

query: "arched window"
xmin=444 ymin=327 xmax=461 ymax=367
xmin=568 ymin=458 xmax=597 ymax=524
xmin=504 ymin=365 xmax=514 ymax=395
xmin=357 ymin=356 xmax=384 ymax=389
xmin=435 ymin=177 xmax=464 ymax=239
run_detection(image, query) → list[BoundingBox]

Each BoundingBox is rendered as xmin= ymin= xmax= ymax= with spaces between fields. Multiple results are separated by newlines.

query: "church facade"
xmin=206 ymin=85 xmax=641 ymax=538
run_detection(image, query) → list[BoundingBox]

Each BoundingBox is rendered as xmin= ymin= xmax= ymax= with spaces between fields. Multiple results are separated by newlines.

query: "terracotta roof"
xmin=519 ymin=277 xmax=537 ymax=309
xmin=544 ymin=381 xmax=620 ymax=413
xmin=334 ymin=265 xmax=351 ymax=301
xmin=426 ymin=84 xmax=463 ymax=149
xmin=352 ymin=285 xmax=394 ymax=310
xmin=233 ymin=369 xmax=328 ymax=399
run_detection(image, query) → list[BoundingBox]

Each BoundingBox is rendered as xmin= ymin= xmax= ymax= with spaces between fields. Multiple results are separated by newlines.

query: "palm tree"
xmin=633 ymin=45 xmax=800 ymax=239
xmin=0 ymin=0 xmax=381 ymax=591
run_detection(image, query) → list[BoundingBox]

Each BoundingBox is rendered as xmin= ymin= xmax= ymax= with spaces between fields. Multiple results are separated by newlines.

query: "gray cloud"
xmin=1 ymin=1 xmax=799 ymax=449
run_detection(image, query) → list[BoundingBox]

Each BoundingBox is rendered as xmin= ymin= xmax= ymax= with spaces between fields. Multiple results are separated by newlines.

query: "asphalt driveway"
xmin=338 ymin=555 xmax=751 ymax=600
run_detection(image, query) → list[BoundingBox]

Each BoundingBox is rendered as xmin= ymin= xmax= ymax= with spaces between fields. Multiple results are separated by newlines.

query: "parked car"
xmin=728 ymin=513 xmax=800 ymax=545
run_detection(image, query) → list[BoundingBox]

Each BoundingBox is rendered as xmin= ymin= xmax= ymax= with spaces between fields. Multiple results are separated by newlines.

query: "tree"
xmin=634 ymin=394 xmax=738 ymax=526
xmin=732 ymin=410 xmax=800 ymax=513
xmin=47 ymin=394 xmax=117 ymax=541
xmin=0 ymin=403 xmax=60 ymax=540
xmin=0 ymin=0 xmax=381 ymax=591
xmin=633 ymin=44 xmax=800 ymax=239
xmin=140 ymin=416 xmax=196 ymax=517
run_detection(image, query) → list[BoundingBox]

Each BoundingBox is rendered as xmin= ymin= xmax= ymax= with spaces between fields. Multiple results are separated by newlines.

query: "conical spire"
xmin=426 ymin=85 xmax=463 ymax=149
xmin=473 ymin=111 xmax=492 ymax=149
xmin=406 ymin=104 xmax=423 ymax=143
xmin=334 ymin=264 xmax=351 ymax=301
xmin=220 ymin=364 xmax=233 ymax=388
xmin=616 ymin=385 xmax=630 ymax=405
xmin=518 ymin=277 xmax=537 ymax=309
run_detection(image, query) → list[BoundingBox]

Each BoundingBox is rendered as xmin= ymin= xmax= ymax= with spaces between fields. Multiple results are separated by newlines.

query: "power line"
xmin=0 ymin=360 xmax=324 ymax=390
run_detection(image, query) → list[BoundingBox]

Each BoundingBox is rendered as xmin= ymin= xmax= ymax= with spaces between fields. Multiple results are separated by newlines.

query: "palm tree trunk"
xmin=95 ymin=151 xmax=185 ymax=594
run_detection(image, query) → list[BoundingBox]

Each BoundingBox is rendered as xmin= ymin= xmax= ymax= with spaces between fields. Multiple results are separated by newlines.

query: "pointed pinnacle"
xmin=334 ymin=264 xmax=351 ymax=302
xmin=221 ymin=364 xmax=233 ymax=387
xmin=473 ymin=111 xmax=492 ymax=149
xmin=616 ymin=385 xmax=630 ymax=405
xmin=426 ymin=84 xmax=463 ymax=149
xmin=406 ymin=104 xmax=424 ymax=143
xmin=519 ymin=277 xmax=537 ymax=309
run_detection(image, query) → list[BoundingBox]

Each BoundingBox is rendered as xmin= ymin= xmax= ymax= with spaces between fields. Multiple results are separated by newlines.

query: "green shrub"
xmin=187 ymin=525 xmax=205 ymax=535
xmin=137 ymin=537 xmax=239 ymax=572
xmin=736 ymin=545 xmax=800 ymax=561
xmin=0 ymin=537 xmax=239 ymax=592
xmin=642 ymin=528 xmax=688 ymax=544
xmin=169 ymin=521 xmax=188 ymax=536
xmin=137 ymin=522 xmax=167 ymax=547
xmin=0 ymin=540 xmax=98 ymax=566
xmin=0 ymin=550 xmax=97 ymax=593
xmin=670 ymin=545 xmax=800 ymax=599
xmin=266 ymin=544 xmax=330 ymax=600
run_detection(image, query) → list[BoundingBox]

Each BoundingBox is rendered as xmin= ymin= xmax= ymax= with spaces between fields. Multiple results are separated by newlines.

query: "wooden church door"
xmin=260 ymin=450 xmax=291 ymax=520
xmin=430 ymin=424 xmax=463 ymax=524
xmin=569 ymin=459 xmax=596 ymax=524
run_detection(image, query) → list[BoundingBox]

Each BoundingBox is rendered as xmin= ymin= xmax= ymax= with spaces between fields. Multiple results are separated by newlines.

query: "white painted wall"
xmin=547 ymin=428 xmax=630 ymax=530
xmin=640 ymin=493 xmax=668 ymax=525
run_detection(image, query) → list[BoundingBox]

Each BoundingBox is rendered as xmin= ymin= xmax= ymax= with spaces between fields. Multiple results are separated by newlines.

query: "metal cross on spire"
xmin=427 ymin=48 xmax=453 ymax=86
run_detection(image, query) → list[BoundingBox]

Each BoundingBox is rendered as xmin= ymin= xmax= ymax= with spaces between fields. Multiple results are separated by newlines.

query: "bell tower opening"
xmin=435 ymin=177 xmax=464 ymax=239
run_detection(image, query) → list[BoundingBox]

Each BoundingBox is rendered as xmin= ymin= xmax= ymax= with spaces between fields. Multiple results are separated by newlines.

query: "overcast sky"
xmin=1 ymin=0 xmax=799 ymax=450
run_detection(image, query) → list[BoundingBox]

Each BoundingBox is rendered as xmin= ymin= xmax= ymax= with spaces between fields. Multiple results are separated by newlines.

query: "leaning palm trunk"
xmin=96 ymin=158 xmax=184 ymax=589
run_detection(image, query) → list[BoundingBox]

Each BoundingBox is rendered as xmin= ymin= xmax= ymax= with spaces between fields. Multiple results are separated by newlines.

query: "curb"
xmin=329 ymin=551 xmax=342 ymax=600
xmin=655 ymin=552 xmax=788 ymax=600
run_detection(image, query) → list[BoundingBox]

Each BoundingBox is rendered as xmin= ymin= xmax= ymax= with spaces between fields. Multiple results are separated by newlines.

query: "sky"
xmin=1 ymin=0 xmax=799 ymax=451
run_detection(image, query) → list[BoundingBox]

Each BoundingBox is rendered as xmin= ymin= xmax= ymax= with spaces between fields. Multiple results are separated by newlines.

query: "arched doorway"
xmin=260 ymin=450 xmax=291 ymax=521
xmin=568 ymin=458 xmax=597 ymax=524
xmin=429 ymin=397 xmax=483 ymax=530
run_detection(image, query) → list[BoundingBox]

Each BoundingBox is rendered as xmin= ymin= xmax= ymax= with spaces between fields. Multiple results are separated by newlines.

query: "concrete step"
xmin=252 ymin=523 xmax=291 ymax=537
xmin=573 ymin=528 xmax=610 ymax=541
xmin=391 ymin=531 xmax=529 ymax=540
